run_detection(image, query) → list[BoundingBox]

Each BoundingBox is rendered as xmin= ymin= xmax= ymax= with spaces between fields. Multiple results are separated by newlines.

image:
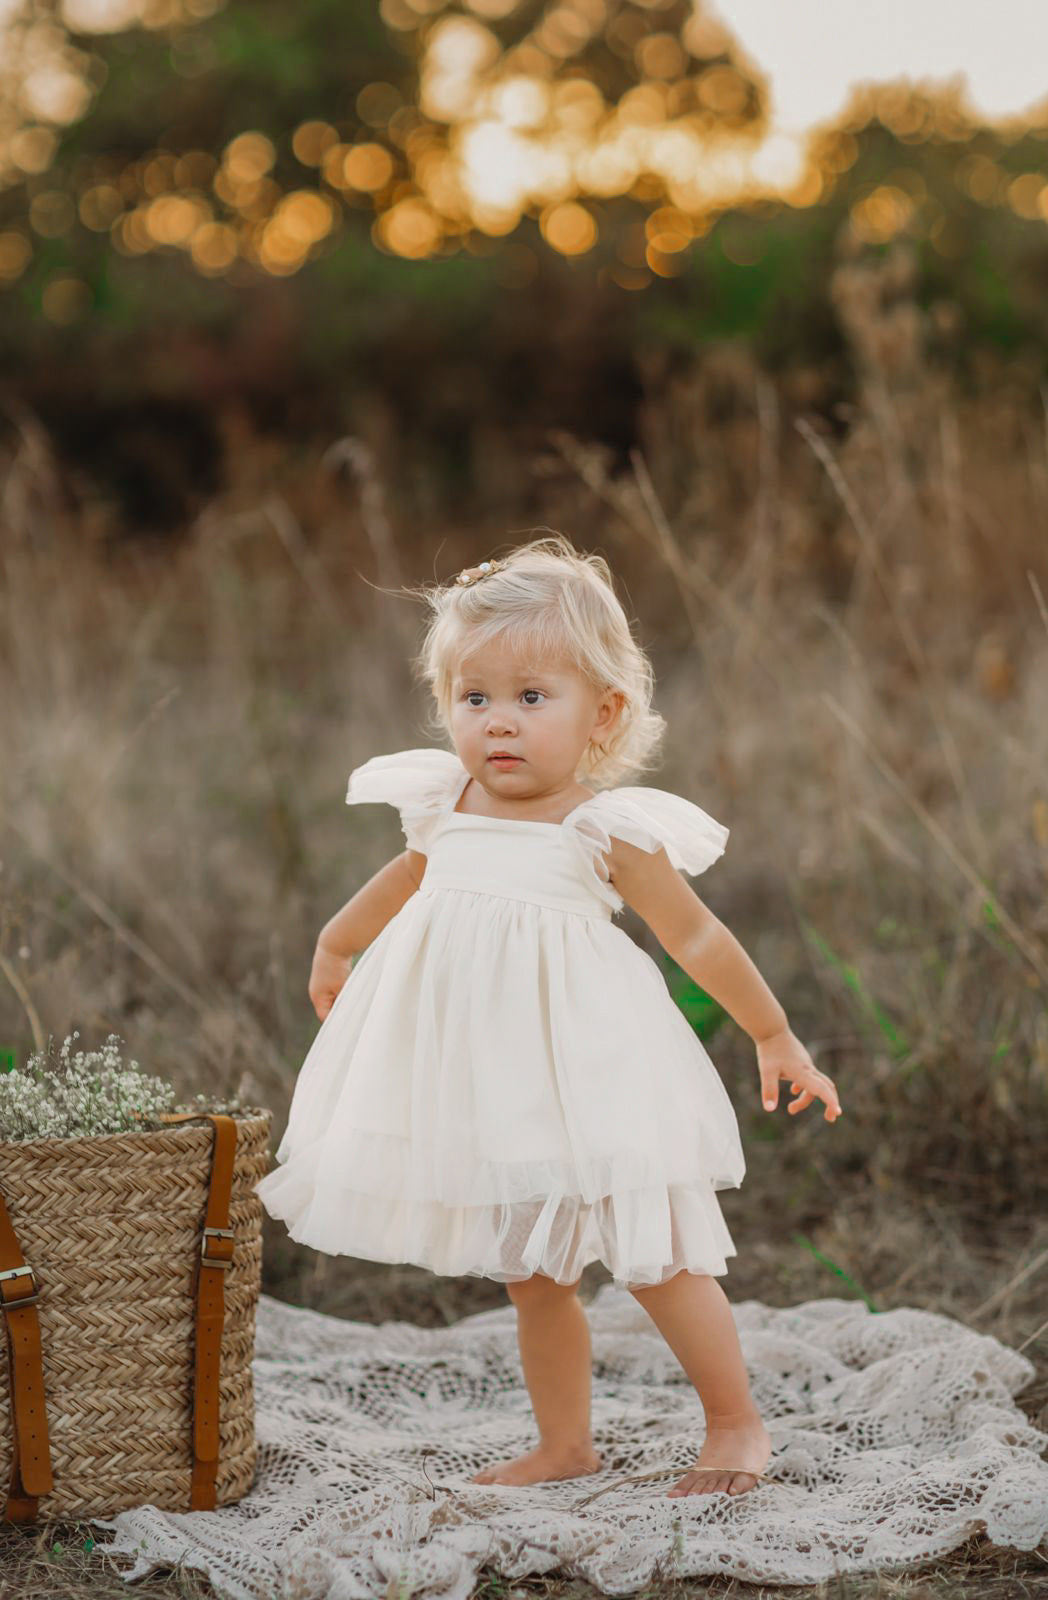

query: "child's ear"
xmin=601 ymin=689 xmax=627 ymax=733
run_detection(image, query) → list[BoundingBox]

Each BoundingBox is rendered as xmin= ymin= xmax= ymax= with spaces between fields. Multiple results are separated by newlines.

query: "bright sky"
xmin=708 ymin=0 xmax=1048 ymax=132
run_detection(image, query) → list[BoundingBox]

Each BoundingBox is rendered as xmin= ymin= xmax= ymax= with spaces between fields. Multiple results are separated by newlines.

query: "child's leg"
xmin=628 ymin=1269 xmax=771 ymax=1497
xmin=469 ymin=1273 xmax=604 ymax=1487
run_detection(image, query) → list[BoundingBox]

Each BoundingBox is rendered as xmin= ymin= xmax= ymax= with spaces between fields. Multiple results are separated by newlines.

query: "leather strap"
xmin=1 ymin=1111 xmax=238 ymax=1521
xmin=0 ymin=1191 xmax=54 ymax=1522
xmin=157 ymin=1112 xmax=238 ymax=1511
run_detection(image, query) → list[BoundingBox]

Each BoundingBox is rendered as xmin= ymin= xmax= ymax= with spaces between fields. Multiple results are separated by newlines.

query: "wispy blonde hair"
xmin=408 ymin=532 xmax=666 ymax=788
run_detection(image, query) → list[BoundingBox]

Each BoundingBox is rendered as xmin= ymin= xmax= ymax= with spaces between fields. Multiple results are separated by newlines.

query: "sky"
xmin=708 ymin=0 xmax=1048 ymax=132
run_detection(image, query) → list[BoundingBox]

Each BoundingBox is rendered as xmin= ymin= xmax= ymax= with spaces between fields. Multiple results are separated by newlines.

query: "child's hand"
xmin=309 ymin=942 xmax=354 ymax=1021
xmin=756 ymin=1027 xmax=842 ymax=1122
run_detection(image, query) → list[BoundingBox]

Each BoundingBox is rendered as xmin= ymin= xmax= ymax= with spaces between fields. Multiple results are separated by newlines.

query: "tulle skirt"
xmin=255 ymin=885 xmax=746 ymax=1286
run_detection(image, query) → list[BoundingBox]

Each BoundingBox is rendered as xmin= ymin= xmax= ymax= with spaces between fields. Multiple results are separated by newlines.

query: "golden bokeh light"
xmin=146 ymin=192 xmax=209 ymax=244
xmin=143 ymin=152 xmax=179 ymax=195
xmin=222 ymin=131 xmax=276 ymax=184
xmin=357 ymin=82 xmax=402 ymax=127
xmin=79 ymin=182 xmax=124 ymax=230
xmin=850 ymin=183 xmax=916 ymax=242
xmin=375 ymin=196 xmax=442 ymax=257
xmin=190 ymin=219 xmax=237 ymax=273
xmin=681 ymin=12 xmax=732 ymax=58
xmin=646 ymin=241 xmax=685 ymax=276
xmin=957 ymin=153 xmax=1004 ymax=203
xmin=552 ymin=77 xmax=603 ymax=130
xmin=41 ymin=273 xmax=91 ymax=323
xmin=319 ymin=143 xmax=352 ymax=187
xmin=576 ymin=140 xmax=639 ymax=196
xmin=62 ymin=0 xmax=145 ymax=31
xmin=257 ymin=220 xmax=307 ymax=274
xmin=784 ymin=167 xmax=824 ymax=208
xmin=0 ymin=0 xmax=1044 ymax=298
xmin=271 ymin=189 xmax=336 ymax=245
xmin=695 ymin=65 xmax=750 ymax=116
xmin=414 ymin=147 xmax=468 ymax=218
xmin=540 ymin=200 xmax=597 ymax=255
xmin=420 ymin=15 xmax=500 ymax=122
xmin=1006 ymin=172 xmax=1046 ymax=219
xmin=491 ymin=75 xmax=550 ymax=130
xmin=9 ymin=125 xmax=57 ymax=175
xmin=174 ymin=150 xmax=217 ymax=188
xmin=616 ymin=84 xmax=668 ymax=127
xmin=644 ymin=204 xmax=692 ymax=252
xmin=469 ymin=199 xmax=521 ymax=235
xmin=462 ymin=0 xmax=518 ymax=17
xmin=112 ymin=205 xmax=153 ymax=253
xmin=635 ymin=33 xmax=687 ymax=81
xmin=342 ymin=142 xmax=397 ymax=192
xmin=292 ymin=121 xmax=339 ymax=165
xmin=0 ymin=231 xmax=32 ymax=281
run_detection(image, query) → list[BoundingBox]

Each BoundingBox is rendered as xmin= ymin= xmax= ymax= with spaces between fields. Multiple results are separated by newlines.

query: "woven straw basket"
xmin=0 ymin=1108 xmax=271 ymax=1523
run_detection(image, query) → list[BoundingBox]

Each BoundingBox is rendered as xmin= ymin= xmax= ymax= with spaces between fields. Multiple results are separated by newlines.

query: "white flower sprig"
xmin=0 ymin=1031 xmax=179 ymax=1141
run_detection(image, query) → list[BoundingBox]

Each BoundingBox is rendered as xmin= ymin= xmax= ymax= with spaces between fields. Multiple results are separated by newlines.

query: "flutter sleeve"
xmin=345 ymin=746 xmax=466 ymax=855
xmin=566 ymin=784 xmax=729 ymax=912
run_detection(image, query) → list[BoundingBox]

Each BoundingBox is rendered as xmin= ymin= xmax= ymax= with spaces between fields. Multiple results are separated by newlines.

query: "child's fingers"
xmin=815 ymin=1080 xmax=843 ymax=1120
xmin=816 ymin=1075 xmax=843 ymax=1118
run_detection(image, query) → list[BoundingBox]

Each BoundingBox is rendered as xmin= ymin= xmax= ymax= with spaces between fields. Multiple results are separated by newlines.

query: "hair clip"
xmin=454 ymin=558 xmax=505 ymax=587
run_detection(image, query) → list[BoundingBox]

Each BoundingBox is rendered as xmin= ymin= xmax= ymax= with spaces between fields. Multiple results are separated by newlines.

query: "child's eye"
xmin=462 ymin=690 xmax=545 ymax=706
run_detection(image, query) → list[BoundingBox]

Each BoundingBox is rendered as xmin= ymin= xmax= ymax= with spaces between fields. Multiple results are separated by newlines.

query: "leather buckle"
xmin=200 ymin=1227 xmax=235 ymax=1269
xmin=0 ymin=1263 xmax=41 ymax=1310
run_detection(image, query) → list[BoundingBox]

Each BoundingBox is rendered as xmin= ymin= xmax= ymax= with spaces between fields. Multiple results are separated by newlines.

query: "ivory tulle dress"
xmin=254 ymin=746 xmax=746 ymax=1287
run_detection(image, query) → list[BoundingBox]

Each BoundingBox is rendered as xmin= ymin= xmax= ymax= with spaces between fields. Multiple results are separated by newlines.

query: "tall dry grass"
xmin=0 ymin=239 xmax=1045 ymax=1359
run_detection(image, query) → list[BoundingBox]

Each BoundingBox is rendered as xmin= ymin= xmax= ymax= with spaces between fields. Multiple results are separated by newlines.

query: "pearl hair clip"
xmin=454 ymin=558 xmax=505 ymax=587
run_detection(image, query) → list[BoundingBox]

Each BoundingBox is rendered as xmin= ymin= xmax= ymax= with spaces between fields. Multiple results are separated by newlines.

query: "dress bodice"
xmin=420 ymin=814 xmax=615 ymax=918
xmin=345 ymin=746 xmax=730 ymax=916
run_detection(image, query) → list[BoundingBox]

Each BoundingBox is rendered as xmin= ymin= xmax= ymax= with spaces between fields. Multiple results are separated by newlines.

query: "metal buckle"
xmin=0 ymin=1263 xmax=41 ymax=1310
xmin=200 ymin=1227 xmax=235 ymax=1269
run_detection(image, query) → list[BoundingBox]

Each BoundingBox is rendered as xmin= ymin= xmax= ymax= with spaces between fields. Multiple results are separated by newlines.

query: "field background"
xmin=1 ymin=1 xmax=1046 ymax=1594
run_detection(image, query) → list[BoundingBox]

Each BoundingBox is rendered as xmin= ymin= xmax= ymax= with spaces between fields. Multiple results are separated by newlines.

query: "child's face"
xmin=449 ymin=633 xmax=621 ymax=795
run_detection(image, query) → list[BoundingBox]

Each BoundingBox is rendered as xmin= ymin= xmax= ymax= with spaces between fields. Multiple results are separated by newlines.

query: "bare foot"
xmin=666 ymin=1412 xmax=771 ymax=1499
xmin=470 ymin=1444 xmax=604 ymax=1487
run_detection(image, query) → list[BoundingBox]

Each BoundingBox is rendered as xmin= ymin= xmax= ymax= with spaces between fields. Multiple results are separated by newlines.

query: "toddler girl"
xmin=255 ymin=533 xmax=841 ymax=1501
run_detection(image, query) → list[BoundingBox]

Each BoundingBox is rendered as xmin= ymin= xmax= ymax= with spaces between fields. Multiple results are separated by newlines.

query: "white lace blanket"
xmin=92 ymin=1287 xmax=1048 ymax=1598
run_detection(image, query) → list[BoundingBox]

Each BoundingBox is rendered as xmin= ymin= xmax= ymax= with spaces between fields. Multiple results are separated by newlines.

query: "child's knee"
xmin=506 ymin=1271 xmax=582 ymax=1303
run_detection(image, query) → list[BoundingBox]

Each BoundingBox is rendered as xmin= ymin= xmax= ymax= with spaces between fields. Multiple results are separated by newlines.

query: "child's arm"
xmin=610 ymin=837 xmax=842 ymax=1123
xmin=309 ymin=849 xmax=427 ymax=1019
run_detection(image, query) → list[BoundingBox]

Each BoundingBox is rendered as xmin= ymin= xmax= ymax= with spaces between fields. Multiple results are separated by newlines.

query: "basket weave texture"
xmin=0 ymin=1109 xmax=271 ymax=1518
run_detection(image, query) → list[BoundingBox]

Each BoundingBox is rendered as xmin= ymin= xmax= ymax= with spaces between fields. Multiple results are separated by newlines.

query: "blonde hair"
xmin=408 ymin=532 xmax=666 ymax=788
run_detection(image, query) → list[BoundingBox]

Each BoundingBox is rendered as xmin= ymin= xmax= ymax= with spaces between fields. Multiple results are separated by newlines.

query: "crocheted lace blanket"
xmin=92 ymin=1287 xmax=1048 ymax=1599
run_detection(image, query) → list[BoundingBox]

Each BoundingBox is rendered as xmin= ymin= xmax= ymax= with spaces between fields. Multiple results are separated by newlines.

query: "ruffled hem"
xmin=270 ymin=1122 xmax=744 ymax=1209
xmin=254 ymin=1162 xmax=737 ymax=1286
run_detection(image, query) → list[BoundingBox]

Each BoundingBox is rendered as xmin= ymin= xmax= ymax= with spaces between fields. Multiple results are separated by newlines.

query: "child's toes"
xmin=727 ymin=1471 xmax=759 ymax=1495
xmin=667 ymin=1470 xmax=725 ymax=1496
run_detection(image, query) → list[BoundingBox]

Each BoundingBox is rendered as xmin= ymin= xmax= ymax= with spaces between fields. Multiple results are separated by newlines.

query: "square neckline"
xmin=447 ymin=765 xmax=595 ymax=830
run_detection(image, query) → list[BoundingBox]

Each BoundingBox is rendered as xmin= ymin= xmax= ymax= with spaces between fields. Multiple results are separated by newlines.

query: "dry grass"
xmin=0 ymin=240 xmax=1046 ymax=1596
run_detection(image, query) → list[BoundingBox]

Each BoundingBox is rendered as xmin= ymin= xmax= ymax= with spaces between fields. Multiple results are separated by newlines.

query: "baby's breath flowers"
xmin=0 ymin=1032 xmax=248 ymax=1142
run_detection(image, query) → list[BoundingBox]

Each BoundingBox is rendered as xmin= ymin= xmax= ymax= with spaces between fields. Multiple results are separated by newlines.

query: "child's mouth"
xmin=489 ymin=756 xmax=522 ymax=767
